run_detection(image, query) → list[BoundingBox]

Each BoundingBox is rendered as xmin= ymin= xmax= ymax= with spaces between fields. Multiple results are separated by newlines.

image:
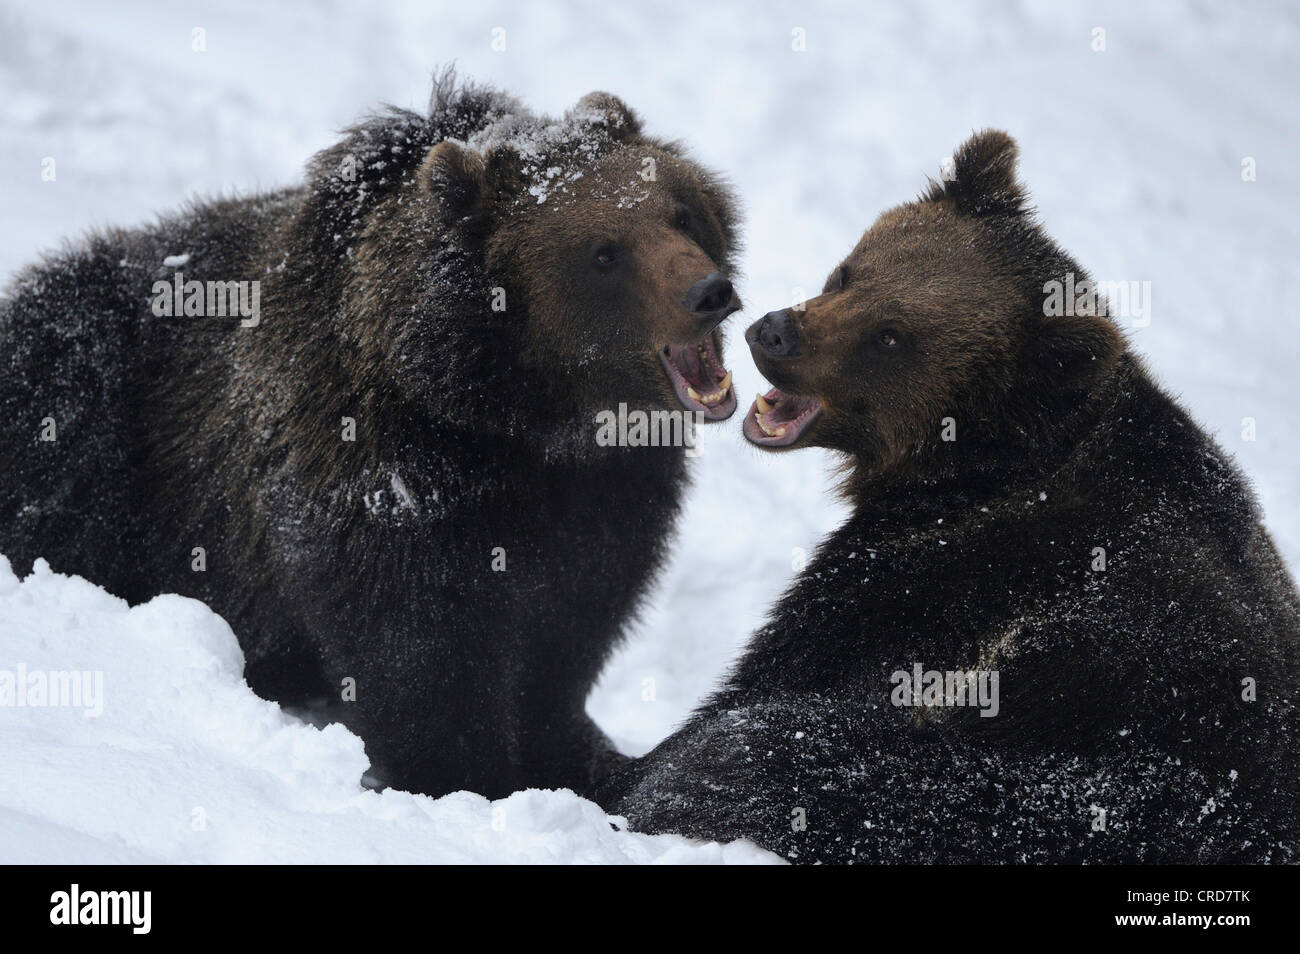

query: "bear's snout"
xmin=749 ymin=309 xmax=801 ymax=358
xmin=682 ymin=272 xmax=739 ymax=331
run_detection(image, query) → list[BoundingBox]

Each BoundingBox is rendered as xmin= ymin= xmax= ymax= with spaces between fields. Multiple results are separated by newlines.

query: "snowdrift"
xmin=0 ymin=557 xmax=776 ymax=864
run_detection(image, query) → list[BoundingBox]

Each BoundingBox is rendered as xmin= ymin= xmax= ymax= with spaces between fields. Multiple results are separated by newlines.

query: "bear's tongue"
xmin=660 ymin=336 xmax=737 ymax=421
xmin=743 ymin=388 xmax=823 ymax=447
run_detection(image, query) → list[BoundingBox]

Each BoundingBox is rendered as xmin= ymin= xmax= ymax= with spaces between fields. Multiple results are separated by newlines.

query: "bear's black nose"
xmin=683 ymin=272 xmax=735 ymax=315
xmin=751 ymin=309 xmax=800 ymax=358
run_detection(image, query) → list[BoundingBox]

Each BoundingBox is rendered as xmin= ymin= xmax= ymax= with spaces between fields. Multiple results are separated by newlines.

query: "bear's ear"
xmin=418 ymin=140 xmax=519 ymax=238
xmin=934 ymin=129 xmax=1026 ymax=217
xmin=573 ymin=91 xmax=642 ymax=139
xmin=1026 ymin=312 xmax=1124 ymax=388
xmin=419 ymin=140 xmax=488 ymax=227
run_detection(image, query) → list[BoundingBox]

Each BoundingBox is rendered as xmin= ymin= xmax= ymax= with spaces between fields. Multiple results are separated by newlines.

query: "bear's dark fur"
xmin=0 ymin=72 xmax=743 ymax=798
xmin=606 ymin=131 xmax=1300 ymax=862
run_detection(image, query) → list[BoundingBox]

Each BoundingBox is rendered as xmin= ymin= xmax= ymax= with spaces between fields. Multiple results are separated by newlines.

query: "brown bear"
xmin=0 ymin=72 xmax=741 ymax=798
xmin=605 ymin=130 xmax=1300 ymax=862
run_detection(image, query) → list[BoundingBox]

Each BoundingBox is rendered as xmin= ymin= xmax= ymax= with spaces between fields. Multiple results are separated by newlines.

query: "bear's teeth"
xmin=756 ymin=414 xmax=787 ymax=438
xmin=689 ymin=379 xmax=730 ymax=406
xmin=755 ymin=393 xmax=772 ymax=413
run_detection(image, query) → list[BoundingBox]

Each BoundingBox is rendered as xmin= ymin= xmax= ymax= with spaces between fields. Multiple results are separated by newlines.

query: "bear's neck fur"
xmin=843 ymin=350 xmax=1148 ymax=520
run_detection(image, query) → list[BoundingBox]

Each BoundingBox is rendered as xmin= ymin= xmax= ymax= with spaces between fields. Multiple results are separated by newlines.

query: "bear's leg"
xmin=515 ymin=707 xmax=630 ymax=797
xmin=307 ymin=632 xmax=618 ymax=799
xmin=615 ymin=697 xmax=1289 ymax=863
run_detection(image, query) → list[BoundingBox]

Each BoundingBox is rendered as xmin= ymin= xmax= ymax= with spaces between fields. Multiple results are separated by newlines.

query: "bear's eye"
xmin=876 ymin=328 xmax=900 ymax=350
xmin=592 ymin=243 xmax=620 ymax=270
xmin=673 ymin=205 xmax=696 ymax=235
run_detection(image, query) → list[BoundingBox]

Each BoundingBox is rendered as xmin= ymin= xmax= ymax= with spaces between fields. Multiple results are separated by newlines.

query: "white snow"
xmin=2 ymin=0 xmax=1297 ymax=863
xmin=0 ymin=557 xmax=775 ymax=864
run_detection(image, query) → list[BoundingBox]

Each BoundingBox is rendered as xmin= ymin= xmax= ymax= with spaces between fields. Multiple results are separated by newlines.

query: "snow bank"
xmin=0 ymin=557 xmax=777 ymax=864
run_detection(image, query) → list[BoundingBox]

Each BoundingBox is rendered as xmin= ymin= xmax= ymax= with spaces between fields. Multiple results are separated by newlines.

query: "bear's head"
xmin=742 ymin=130 xmax=1123 ymax=484
xmin=407 ymin=89 xmax=741 ymax=437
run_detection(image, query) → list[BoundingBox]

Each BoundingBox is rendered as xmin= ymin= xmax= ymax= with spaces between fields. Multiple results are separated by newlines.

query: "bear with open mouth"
xmin=605 ymin=130 xmax=1300 ymax=862
xmin=0 ymin=71 xmax=741 ymax=799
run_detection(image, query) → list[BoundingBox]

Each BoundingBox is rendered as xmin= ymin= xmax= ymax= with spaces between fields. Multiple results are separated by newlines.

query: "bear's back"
xmin=0 ymin=192 xmax=296 ymax=600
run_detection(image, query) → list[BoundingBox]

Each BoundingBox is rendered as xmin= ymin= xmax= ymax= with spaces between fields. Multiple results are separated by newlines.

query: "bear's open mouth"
xmin=742 ymin=387 xmax=823 ymax=448
xmin=659 ymin=332 xmax=737 ymax=420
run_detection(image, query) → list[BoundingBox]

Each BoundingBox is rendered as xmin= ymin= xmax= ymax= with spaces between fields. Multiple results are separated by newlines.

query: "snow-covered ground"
xmin=2 ymin=0 xmax=1296 ymax=863
xmin=0 ymin=556 xmax=776 ymax=863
